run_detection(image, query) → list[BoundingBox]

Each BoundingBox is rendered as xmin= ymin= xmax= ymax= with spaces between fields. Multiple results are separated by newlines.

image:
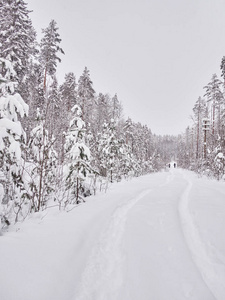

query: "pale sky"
xmin=27 ymin=0 xmax=225 ymax=135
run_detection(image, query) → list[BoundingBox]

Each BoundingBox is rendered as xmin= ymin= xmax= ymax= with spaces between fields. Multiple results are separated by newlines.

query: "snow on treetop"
xmin=69 ymin=117 xmax=85 ymax=131
xmin=216 ymin=152 xmax=225 ymax=159
xmin=71 ymin=104 xmax=82 ymax=116
xmin=0 ymin=58 xmax=16 ymax=77
xmin=0 ymin=94 xmax=28 ymax=121
xmin=0 ymin=118 xmax=23 ymax=142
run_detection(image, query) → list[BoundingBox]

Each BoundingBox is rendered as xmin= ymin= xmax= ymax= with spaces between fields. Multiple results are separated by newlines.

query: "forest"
xmin=0 ymin=0 xmax=225 ymax=228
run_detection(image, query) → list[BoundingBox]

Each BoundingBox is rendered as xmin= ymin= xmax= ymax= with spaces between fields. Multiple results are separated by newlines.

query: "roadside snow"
xmin=179 ymin=171 xmax=225 ymax=300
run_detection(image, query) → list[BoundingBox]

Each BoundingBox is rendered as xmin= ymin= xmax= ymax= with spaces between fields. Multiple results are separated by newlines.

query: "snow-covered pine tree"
xmin=204 ymin=74 xmax=223 ymax=139
xmin=98 ymin=119 xmax=123 ymax=182
xmin=64 ymin=105 xmax=93 ymax=204
xmin=39 ymin=19 xmax=64 ymax=91
xmin=203 ymin=75 xmax=225 ymax=175
xmin=111 ymin=93 xmax=123 ymax=121
xmin=213 ymin=148 xmax=225 ymax=180
xmin=77 ymin=67 xmax=95 ymax=125
xmin=192 ymin=97 xmax=207 ymax=162
xmin=60 ymin=72 xmax=77 ymax=113
xmin=46 ymin=76 xmax=60 ymax=138
xmin=122 ymin=118 xmax=140 ymax=176
xmin=0 ymin=57 xmax=28 ymax=226
xmin=0 ymin=0 xmax=37 ymax=83
xmin=118 ymin=137 xmax=136 ymax=179
xmin=141 ymin=125 xmax=154 ymax=173
xmin=220 ymin=56 xmax=225 ymax=88
xmin=130 ymin=122 xmax=148 ymax=174
xmin=181 ymin=126 xmax=194 ymax=168
xmin=220 ymin=58 xmax=225 ymax=150
xmin=124 ymin=118 xmax=134 ymax=147
xmin=58 ymin=73 xmax=77 ymax=162
xmin=220 ymin=104 xmax=225 ymax=154
xmin=89 ymin=93 xmax=110 ymax=172
xmin=20 ymin=62 xmax=45 ymax=139
xmin=95 ymin=93 xmax=111 ymax=133
xmin=27 ymin=110 xmax=57 ymax=212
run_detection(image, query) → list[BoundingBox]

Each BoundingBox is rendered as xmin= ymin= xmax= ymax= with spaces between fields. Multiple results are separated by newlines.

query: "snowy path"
xmin=76 ymin=189 xmax=152 ymax=300
xmin=0 ymin=169 xmax=225 ymax=300
xmin=179 ymin=172 xmax=225 ymax=300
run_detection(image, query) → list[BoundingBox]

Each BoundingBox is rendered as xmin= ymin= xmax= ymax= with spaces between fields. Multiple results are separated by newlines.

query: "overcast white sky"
xmin=27 ymin=0 xmax=225 ymax=136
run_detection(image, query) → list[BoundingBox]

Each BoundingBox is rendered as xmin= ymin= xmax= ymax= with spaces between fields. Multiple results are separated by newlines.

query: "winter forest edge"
xmin=0 ymin=0 xmax=225 ymax=230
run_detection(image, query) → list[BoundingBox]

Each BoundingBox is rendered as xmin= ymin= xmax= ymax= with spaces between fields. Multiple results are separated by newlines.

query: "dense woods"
xmin=0 ymin=0 xmax=225 ymax=228
xmin=177 ymin=72 xmax=225 ymax=179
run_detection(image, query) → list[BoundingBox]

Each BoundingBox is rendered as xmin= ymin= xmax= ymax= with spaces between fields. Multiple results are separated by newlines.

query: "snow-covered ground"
xmin=1 ymin=168 xmax=225 ymax=300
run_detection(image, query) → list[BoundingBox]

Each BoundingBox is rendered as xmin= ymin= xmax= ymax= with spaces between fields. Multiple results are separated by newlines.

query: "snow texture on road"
xmin=179 ymin=171 xmax=225 ymax=300
xmin=76 ymin=189 xmax=152 ymax=300
xmin=0 ymin=169 xmax=225 ymax=300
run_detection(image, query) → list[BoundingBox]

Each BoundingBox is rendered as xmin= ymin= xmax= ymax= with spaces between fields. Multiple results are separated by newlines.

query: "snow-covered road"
xmin=1 ymin=169 xmax=225 ymax=300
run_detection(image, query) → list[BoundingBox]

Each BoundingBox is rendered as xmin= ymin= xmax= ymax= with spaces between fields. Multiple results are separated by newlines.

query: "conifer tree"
xmin=220 ymin=56 xmax=225 ymax=87
xmin=0 ymin=57 xmax=28 ymax=225
xmin=58 ymin=73 xmax=77 ymax=162
xmin=192 ymin=97 xmax=207 ymax=160
xmin=77 ymin=67 xmax=95 ymax=124
xmin=39 ymin=19 xmax=64 ymax=91
xmin=0 ymin=0 xmax=37 ymax=83
xmin=111 ymin=93 xmax=122 ymax=121
xmin=64 ymin=105 xmax=93 ymax=204
xmin=98 ymin=119 xmax=123 ymax=182
xmin=20 ymin=62 xmax=45 ymax=138
xmin=213 ymin=149 xmax=225 ymax=180
xmin=47 ymin=76 xmax=60 ymax=138
xmin=27 ymin=110 xmax=57 ymax=212
xmin=60 ymin=72 xmax=77 ymax=112
xmin=95 ymin=93 xmax=110 ymax=132
xmin=204 ymin=74 xmax=223 ymax=138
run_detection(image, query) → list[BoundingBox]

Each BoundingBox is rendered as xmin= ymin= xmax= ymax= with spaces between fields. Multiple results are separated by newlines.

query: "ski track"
xmin=160 ymin=168 xmax=175 ymax=186
xmin=179 ymin=172 xmax=225 ymax=300
xmin=75 ymin=189 xmax=152 ymax=300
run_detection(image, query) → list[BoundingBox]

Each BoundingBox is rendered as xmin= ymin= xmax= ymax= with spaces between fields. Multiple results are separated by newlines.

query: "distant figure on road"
xmin=169 ymin=163 xmax=170 ymax=168
xmin=174 ymin=163 xmax=176 ymax=168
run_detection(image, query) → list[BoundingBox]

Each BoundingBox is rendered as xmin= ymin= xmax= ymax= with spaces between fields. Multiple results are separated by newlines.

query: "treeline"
xmin=177 ymin=67 xmax=225 ymax=179
xmin=0 ymin=0 xmax=166 ymax=228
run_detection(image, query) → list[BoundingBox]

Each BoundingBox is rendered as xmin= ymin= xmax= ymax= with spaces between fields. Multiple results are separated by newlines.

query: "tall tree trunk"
xmin=76 ymin=177 xmax=79 ymax=204
xmin=196 ymin=110 xmax=200 ymax=159
xmin=43 ymin=67 xmax=47 ymax=92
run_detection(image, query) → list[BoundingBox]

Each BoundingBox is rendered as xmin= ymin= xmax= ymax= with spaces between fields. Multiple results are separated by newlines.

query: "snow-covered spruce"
xmin=27 ymin=110 xmax=58 ymax=212
xmin=0 ymin=0 xmax=36 ymax=82
xmin=64 ymin=105 xmax=94 ymax=204
xmin=0 ymin=58 xmax=28 ymax=227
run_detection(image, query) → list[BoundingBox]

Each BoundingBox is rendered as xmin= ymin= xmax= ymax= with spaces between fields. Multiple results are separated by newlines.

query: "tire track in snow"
xmin=160 ymin=169 xmax=175 ymax=187
xmin=179 ymin=173 xmax=225 ymax=300
xmin=75 ymin=189 xmax=152 ymax=300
